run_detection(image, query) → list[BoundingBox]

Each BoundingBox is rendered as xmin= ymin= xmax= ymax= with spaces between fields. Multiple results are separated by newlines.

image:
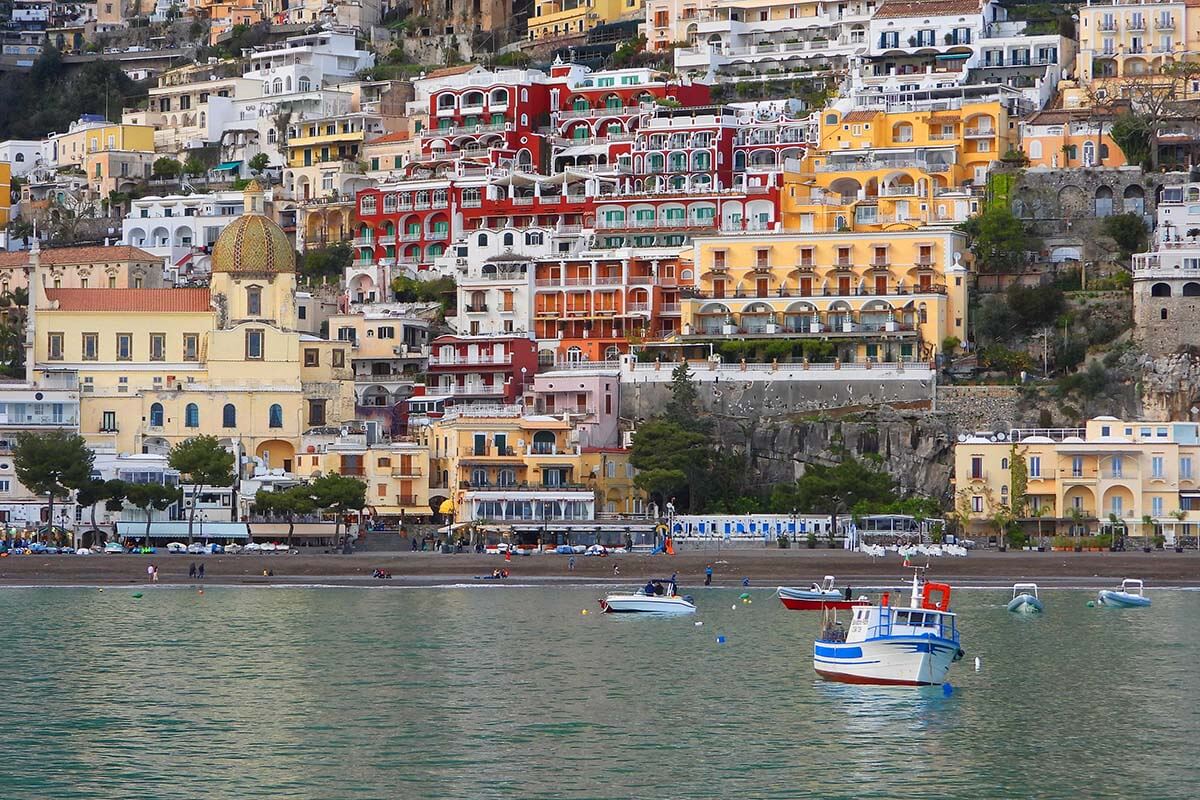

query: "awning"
xmin=212 ymin=161 xmax=242 ymax=171
xmin=935 ymin=53 xmax=971 ymax=61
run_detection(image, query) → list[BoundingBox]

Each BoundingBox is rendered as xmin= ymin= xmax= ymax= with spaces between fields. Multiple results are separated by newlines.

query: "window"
xmin=149 ymin=333 xmax=165 ymax=361
xmin=308 ymin=399 xmax=326 ymax=426
xmin=116 ymin=333 xmax=132 ymax=361
xmin=1111 ymin=456 xmax=1123 ymax=478
xmin=970 ymin=456 xmax=983 ymax=480
xmin=1152 ymin=456 xmax=1164 ymax=478
xmin=298 ymin=305 xmax=307 ymax=321
xmin=102 ymin=411 xmax=117 ymax=432
xmin=1072 ymin=456 xmax=1084 ymax=478
xmin=83 ymin=333 xmax=98 ymax=360
xmin=183 ymin=333 xmax=199 ymax=362
xmin=377 ymin=326 xmax=395 ymax=339
xmin=971 ymin=495 xmax=983 ymax=513
xmin=48 ymin=332 xmax=63 ymax=360
xmin=222 ymin=403 xmax=236 ymax=427
xmin=1029 ymin=456 xmax=1040 ymax=478
xmin=185 ymin=403 xmax=199 ymax=428
xmin=304 ymin=348 xmax=320 ymax=367
xmin=1181 ymin=457 xmax=1193 ymax=479
xmin=269 ymin=403 xmax=283 ymax=428
xmin=246 ymin=329 xmax=264 ymax=360
xmin=332 ymin=349 xmax=345 ymax=368
xmin=1152 ymin=496 xmax=1164 ymax=517
xmin=149 ymin=402 xmax=164 ymax=427
xmin=246 ymin=286 xmax=262 ymax=316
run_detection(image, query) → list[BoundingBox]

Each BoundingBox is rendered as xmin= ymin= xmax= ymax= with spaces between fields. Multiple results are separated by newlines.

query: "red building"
xmin=428 ymin=334 xmax=539 ymax=404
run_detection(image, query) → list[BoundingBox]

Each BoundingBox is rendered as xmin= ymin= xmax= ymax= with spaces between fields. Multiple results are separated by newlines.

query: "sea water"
xmin=0 ymin=585 xmax=1196 ymax=799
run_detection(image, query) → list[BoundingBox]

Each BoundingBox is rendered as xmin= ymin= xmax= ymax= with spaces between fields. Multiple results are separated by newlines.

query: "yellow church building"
xmin=27 ymin=182 xmax=356 ymax=473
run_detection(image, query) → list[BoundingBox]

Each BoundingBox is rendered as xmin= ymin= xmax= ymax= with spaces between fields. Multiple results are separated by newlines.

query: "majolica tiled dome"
xmin=211 ymin=182 xmax=294 ymax=274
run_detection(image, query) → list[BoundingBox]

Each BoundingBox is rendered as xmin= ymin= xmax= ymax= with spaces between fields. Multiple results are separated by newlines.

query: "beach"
xmin=1 ymin=547 xmax=1197 ymax=587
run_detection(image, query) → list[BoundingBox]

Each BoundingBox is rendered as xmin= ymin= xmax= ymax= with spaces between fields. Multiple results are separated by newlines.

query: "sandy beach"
xmin=0 ymin=547 xmax=1197 ymax=588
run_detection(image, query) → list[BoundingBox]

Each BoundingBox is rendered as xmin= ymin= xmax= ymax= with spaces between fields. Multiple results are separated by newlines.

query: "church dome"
xmin=210 ymin=182 xmax=295 ymax=274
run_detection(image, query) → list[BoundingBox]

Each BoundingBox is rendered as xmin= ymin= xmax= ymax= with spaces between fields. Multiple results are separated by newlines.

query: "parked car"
xmin=103 ymin=542 xmax=126 ymax=554
xmin=166 ymin=542 xmax=188 ymax=554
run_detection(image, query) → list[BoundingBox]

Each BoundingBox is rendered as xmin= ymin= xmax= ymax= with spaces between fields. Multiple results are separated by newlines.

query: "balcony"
xmin=463 ymin=303 xmax=488 ymax=313
xmin=391 ymin=465 xmax=424 ymax=477
xmin=430 ymin=353 xmax=513 ymax=366
xmin=352 ymin=236 xmax=374 ymax=247
xmin=443 ymin=384 xmax=507 ymax=397
xmin=460 ymin=446 xmax=520 ymax=458
xmin=1126 ymin=17 xmax=1145 ymax=31
xmin=1155 ymin=16 xmax=1175 ymax=30
xmin=378 ymin=234 xmax=397 ymax=246
xmin=660 ymin=302 xmax=682 ymax=315
xmin=964 ymin=127 xmax=996 ymax=138
xmin=1097 ymin=20 xmax=1117 ymax=32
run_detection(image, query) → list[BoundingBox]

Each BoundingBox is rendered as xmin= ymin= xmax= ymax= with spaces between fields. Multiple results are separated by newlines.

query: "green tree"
xmin=125 ymin=482 xmax=183 ymax=543
xmin=390 ymin=275 xmax=457 ymax=312
xmin=972 ymin=295 xmax=1019 ymax=344
xmin=957 ymin=206 xmax=1030 ymax=274
xmin=298 ymin=242 xmax=353 ymax=284
xmin=182 ymin=155 xmax=206 ymax=177
xmin=152 ymin=157 xmax=181 ymax=180
xmin=12 ymin=430 xmax=94 ymax=537
xmin=1109 ymin=112 xmax=1152 ymax=169
xmin=75 ymin=478 xmax=127 ymax=539
xmin=631 ymin=419 xmax=712 ymax=511
xmin=1009 ymin=444 xmax=1028 ymax=518
xmin=1102 ymin=213 xmax=1148 ymax=259
xmin=256 ymin=485 xmax=317 ymax=548
xmin=248 ymin=152 xmax=271 ymax=174
xmin=664 ymin=361 xmax=704 ymax=428
xmin=771 ymin=457 xmax=897 ymax=535
xmin=310 ymin=473 xmax=366 ymax=547
xmin=1006 ymin=283 xmax=1065 ymax=330
xmin=169 ymin=436 xmax=235 ymax=543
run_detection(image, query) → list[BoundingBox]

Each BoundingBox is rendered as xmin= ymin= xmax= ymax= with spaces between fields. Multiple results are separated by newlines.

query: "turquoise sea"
xmin=0 ymin=584 xmax=1197 ymax=799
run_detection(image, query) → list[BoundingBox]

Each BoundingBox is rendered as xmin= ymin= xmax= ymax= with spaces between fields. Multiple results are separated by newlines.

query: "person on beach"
xmin=705 ymin=564 xmax=713 ymax=586
xmin=568 ymin=556 xmax=576 ymax=571
xmin=613 ymin=564 xmax=620 ymax=576
xmin=151 ymin=565 xmax=159 ymax=582
xmin=198 ymin=563 xmax=205 ymax=579
xmin=147 ymin=564 xmax=154 ymax=582
xmin=188 ymin=562 xmax=197 ymax=579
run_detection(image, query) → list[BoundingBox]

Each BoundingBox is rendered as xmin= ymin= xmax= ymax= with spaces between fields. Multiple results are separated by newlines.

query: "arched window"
xmin=284 ymin=76 xmax=292 ymax=92
xmin=149 ymin=402 xmax=163 ymax=427
xmin=269 ymin=403 xmax=283 ymax=428
xmin=247 ymin=286 xmax=262 ymax=316
xmin=1083 ymin=140 xmax=1096 ymax=167
xmin=498 ymin=468 xmax=515 ymax=487
xmin=14 ymin=153 xmax=23 ymax=162
xmin=471 ymin=467 xmax=488 ymax=486
xmin=526 ymin=231 xmax=543 ymax=246
xmin=502 ymin=232 xmax=515 ymax=247
xmin=298 ymin=76 xmax=312 ymax=92
xmin=477 ymin=232 xmax=489 ymax=246
xmin=272 ymin=78 xmax=283 ymax=94
xmin=1028 ymin=140 xmax=1042 ymax=160
xmin=185 ymin=403 xmax=199 ymax=428
xmin=222 ymin=403 xmax=236 ymax=427
xmin=267 ymin=128 xmax=277 ymax=144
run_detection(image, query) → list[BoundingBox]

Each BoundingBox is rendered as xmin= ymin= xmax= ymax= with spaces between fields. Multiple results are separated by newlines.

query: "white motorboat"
xmin=599 ymin=577 xmax=696 ymax=615
xmin=1007 ymin=583 xmax=1044 ymax=613
xmin=812 ymin=564 xmax=964 ymax=686
xmin=1098 ymin=578 xmax=1151 ymax=608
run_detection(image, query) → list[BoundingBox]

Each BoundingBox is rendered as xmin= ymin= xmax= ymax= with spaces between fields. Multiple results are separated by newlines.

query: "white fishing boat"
xmin=599 ymin=577 xmax=696 ymax=615
xmin=1098 ymin=578 xmax=1151 ymax=608
xmin=1007 ymin=583 xmax=1044 ymax=613
xmin=812 ymin=564 xmax=964 ymax=686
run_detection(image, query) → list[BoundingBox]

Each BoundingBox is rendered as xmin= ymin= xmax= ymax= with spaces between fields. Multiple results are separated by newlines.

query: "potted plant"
xmin=1170 ymin=508 xmax=1186 ymax=552
xmin=777 ymin=533 xmax=790 ymax=549
xmin=1153 ymin=533 xmax=1166 ymax=550
xmin=1141 ymin=514 xmax=1154 ymax=553
xmin=826 ymin=529 xmax=837 ymax=549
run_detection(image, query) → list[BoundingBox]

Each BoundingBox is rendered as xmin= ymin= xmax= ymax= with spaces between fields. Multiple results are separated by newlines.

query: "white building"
xmin=0 ymin=381 xmax=80 ymax=527
xmin=0 ymin=140 xmax=44 ymax=177
xmin=122 ymin=189 xmax=261 ymax=277
xmin=242 ymin=31 xmax=375 ymax=90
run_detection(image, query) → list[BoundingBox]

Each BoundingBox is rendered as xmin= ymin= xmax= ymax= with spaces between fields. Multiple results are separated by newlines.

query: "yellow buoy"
xmin=581 ymin=609 xmax=588 ymax=615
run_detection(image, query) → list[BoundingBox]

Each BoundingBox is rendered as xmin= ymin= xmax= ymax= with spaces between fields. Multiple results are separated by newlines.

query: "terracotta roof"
xmin=45 ymin=288 xmax=212 ymax=312
xmin=874 ymin=0 xmax=981 ymax=18
xmin=1023 ymin=107 xmax=1121 ymax=125
xmin=369 ymin=130 xmax=412 ymax=145
xmin=424 ymin=64 xmax=480 ymax=80
xmin=0 ymin=245 xmax=159 ymax=269
xmin=839 ymin=110 xmax=877 ymax=124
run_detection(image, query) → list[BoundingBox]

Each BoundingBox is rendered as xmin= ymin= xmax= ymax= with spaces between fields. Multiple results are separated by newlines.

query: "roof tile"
xmin=0 ymin=245 xmax=159 ymax=269
xmin=45 ymin=288 xmax=212 ymax=312
xmin=874 ymin=0 xmax=981 ymax=19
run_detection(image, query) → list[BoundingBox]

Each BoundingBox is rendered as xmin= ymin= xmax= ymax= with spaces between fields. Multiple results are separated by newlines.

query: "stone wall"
xmin=1133 ymin=280 xmax=1200 ymax=357
xmin=935 ymin=385 xmax=1022 ymax=434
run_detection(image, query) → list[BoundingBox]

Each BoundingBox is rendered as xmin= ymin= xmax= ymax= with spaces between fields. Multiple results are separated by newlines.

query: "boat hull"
xmin=813 ymin=636 xmax=962 ymax=686
xmin=1007 ymin=594 xmax=1044 ymax=613
xmin=777 ymin=586 xmax=866 ymax=611
xmin=1097 ymin=591 xmax=1151 ymax=608
xmin=599 ymin=595 xmax=696 ymax=615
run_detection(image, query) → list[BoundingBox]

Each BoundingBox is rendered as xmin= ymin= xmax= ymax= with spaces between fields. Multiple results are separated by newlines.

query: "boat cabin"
xmin=1012 ymin=583 xmax=1040 ymax=601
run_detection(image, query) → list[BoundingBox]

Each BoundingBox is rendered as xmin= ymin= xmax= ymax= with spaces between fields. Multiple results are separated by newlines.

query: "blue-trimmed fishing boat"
xmin=813 ymin=564 xmax=964 ymax=686
xmin=1007 ymin=583 xmax=1044 ymax=613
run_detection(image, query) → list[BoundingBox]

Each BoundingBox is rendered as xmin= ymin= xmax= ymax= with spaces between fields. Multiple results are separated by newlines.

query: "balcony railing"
xmin=430 ymin=353 xmax=512 ymax=366
xmin=461 ymin=446 xmax=519 ymax=457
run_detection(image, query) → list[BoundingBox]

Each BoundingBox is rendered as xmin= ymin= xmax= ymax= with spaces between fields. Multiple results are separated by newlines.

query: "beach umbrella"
xmin=438 ymin=499 xmax=454 ymax=515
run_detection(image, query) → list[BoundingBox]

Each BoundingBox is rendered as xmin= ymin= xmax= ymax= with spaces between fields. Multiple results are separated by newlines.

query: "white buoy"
xmin=694 ymin=621 xmax=703 ymax=627
xmin=974 ymin=656 xmax=981 ymax=672
xmin=731 ymin=605 xmax=737 ymax=610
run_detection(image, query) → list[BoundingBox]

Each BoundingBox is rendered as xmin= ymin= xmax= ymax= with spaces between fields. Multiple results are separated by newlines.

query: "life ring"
xmin=921 ymin=582 xmax=952 ymax=612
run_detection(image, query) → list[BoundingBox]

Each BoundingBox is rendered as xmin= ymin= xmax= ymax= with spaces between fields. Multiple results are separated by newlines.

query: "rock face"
xmin=709 ymin=406 xmax=959 ymax=504
xmin=1138 ymin=353 xmax=1200 ymax=421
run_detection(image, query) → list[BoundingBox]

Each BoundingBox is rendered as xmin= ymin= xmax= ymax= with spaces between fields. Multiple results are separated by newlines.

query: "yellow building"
xmin=682 ymin=229 xmax=968 ymax=362
xmin=0 ymin=161 xmax=10 ymax=229
xmin=782 ymin=102 xmax=1008 ymax=232
xmin=581 ymin=447 xmax=647 ymax=518
xmin=421 ymin=408 xmax=599 ymax=528
xmin=293 ymin=432 xmax=431 ymax=520
xmin=954 ymin=417 xmax=1200 ymax=545
xmin=1072 ymin=0 xmax=1197 ymax=90
xmin=48 ymin=120 xmax=156 ymax=192
xmin=197 ymin=0 xmax=264 ymax=44
xmin=527 ymin=0 xmax=645 ymax=41
xmin=28 ymin=182 xmax=356 ymax=472
xmin=1017 ymin=108 xmax=1126 ymax=169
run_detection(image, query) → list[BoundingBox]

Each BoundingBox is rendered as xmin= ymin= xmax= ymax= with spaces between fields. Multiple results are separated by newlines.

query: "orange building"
xmin=532 ymin=251 xmax=683 ymax=363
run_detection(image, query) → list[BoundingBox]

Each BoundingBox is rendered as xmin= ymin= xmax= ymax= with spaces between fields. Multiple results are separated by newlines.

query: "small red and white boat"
xmin=777 ymin=575 xmax=868 ymax=610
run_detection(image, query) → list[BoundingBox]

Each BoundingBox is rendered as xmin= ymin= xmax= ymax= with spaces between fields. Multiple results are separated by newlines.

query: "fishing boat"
xmin=813 ymin=564 xmax=964 ymax=686
xmin=599 ymin=577 xmax=696 ymax=615
xmin=1098 ymin=578 xmax=1151 ymax=608
xmin=1007 ymin=583 xmax=1044 ymax=613
xmin=777 ymin=575 xmax=868 ymax=610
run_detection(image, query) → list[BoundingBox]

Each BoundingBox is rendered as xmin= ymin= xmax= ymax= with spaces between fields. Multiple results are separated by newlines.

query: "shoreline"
xmin=0 ymin=549 xmax=1197 ymax=589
